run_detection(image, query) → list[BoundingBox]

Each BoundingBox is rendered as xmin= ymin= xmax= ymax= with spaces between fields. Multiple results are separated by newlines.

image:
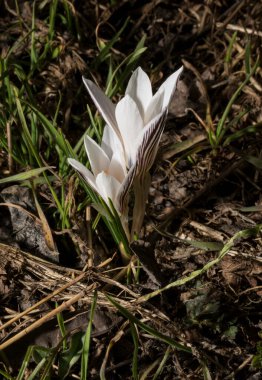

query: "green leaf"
xmin=56 ymin=308 xmax=67 ymax=351
xmin=245 ymin=40 xmax=251 ymax=75
xmin=27 ymin=103 xmax=74 ymax=157
xmin=106 ymin=295 xmax=191 ymax=353
xmin=81 ymin=291 xmax=98 ymax=380
xmin=223 ymin=325 xmax=238 ymax=340
xmin=240 ymin=205 xmax=262 ymax=212
xmin=0 ymin=369 xmax=15 ymax=380
xmin=58 ymin=332 xmax=85 ymax=379
xmin=225 ymin=31 xmax=237 ymax=64
xmin=91 ymin=202 xmax=114 ymax=221
xmin=27 ymin=357 xmax=48 ymax=380
xmin=138 ymin=223 xmax=262 ymax=303
xmin=252 ymin=342 xmax=262 ymax=369
xmin=130 ymin=322 xmax=139 ymax=380
xmin=0 ymin=167 xmax=53 ymax=184
xmin=215 ymin=56 xmax=259 ymax=142
xmin=182 ymin=239 xmax=223 ymax=251
xmin=32 ymin=346 xmax=52 ymax=363
xmin=223 ymin=122 xmax=262 ymax=146
xmin=94 ymin=18 xmax=129 ymax=64
xmin=244 ymin=155 xmax=262 ymax=169
xmin=152 ymin=347 xmax=171 ymax=380
xmin=48 ymin=0 xmax=58 ymax=40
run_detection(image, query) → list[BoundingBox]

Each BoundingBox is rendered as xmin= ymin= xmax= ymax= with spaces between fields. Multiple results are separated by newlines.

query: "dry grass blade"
xmin=0 ymin=272 xmax=88 ymax=332
xmin=0 ymin=290 xmax=87 ymax=351
xmin=100 ymin=321 xmax=129 ymax=380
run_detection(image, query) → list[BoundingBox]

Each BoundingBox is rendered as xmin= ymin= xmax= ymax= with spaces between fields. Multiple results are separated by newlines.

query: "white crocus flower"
xmin=82 ymin=66 xmax=183 ymax=237
xmin=68 ymin=125 xmax=128 ymax=222
xmin=83 ymin=66 xmax=183 ymax=171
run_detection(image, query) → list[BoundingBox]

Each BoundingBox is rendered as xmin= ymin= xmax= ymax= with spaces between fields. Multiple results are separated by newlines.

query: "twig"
xmin=217 ymin=22 xmax=262 ymax=37
xmin=0 ymin=290 xmax=88 ymax=350
xmin=0 ymin=272 xmax=88 ymax=332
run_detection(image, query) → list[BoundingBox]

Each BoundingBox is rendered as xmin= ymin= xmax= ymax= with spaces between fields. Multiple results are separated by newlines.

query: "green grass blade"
xmin=106 ymin=295 xmax=191 ymax=353
xmin=27 ymin=357 xmax=48 ymax=380
xmin=16 ymin=346 xmax=34 ymax=380
xmin=38 ymin=347 xmax=58 ymax=380
xmin=130 ymin=322 xmax=139 ymax=380
xmin=0 ymin=369 xmax=14 ymax=380
xmin=107 ymin=198 xmax=131 ymax=254
xmin=0 ymin=167 xmax=53 ymax=184
xmin=15 ymin=90 xmax=70 ymax=226
xmin=30 ymin=1 xmax=38 ymax=69
xmin=180 ymin=239 xmax=223 ymax=251
xmin=56 ymin=308 xmax=67 ymax=351
xmin=244 ymin=154 xmax=262 ymax=169
xmin=225 ymin=31 xmax=237 ymax=65
xmin=223 ymin=122 xmax=262 ymax=146
xmin=14 ymin=86 xmax=40 ymax=164
xmin=48 ymin=0 xmax=58 ymax=40
xmin=137 ymin=223 xmax=262 ymax=303
xmin=240 ymin=205 xmax=262 ymax=212
xmin=106 ymin=36 xmax=147 ymax=97
xmin=94 ymin=18 xmax=129 ymax=65
xmin=202 ymin=361 xmax=212 ymax=380
xmin=245 ymin=39 xmax=251 ymax=75
xmin=27 ymin=103 xmax=75 ymax=156
xmin=80 ymin=291 xmax=98 ymax=380
xmin=216 ymin=56 xmax=259 ymax=141
xmin=152 ymin=346 xmax=171 ymax=380
xmin=58 ymin=332 xmax=84 ymax=379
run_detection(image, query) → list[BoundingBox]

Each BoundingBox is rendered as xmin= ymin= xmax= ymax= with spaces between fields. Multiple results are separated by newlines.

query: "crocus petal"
xmin=101 ymin=124 xmax=123 ymax=161
xmin=101 ymin=125 xmax=126 ymax=178
xmin=118 ymin=163 xmax=137 ymax=213
xmin=131 ymin=173 xmax=151 ymax=238
xmin=117 ymin=110 xmax=167 ymax=213
xmin=155 ymin=66 xmax=183 ymax=109
xmin=84 ymin=135 xmax=110 ymax=177
xmin=144 ymin=89 xmax=165 ymax=124
xmin=125 ymin=67 xmax=153 ymax=120
xmin=135 ymin=110 xmax=167 ymax=178
xmin=82 ymin=77 xmax=122 ymax=142
xmin=108 ymin=151 xmax=126 ymax=182
xmin=115 ymin=94 xmax=144 ymax=167
xmin=96 ymin=171 xmax=121 ymax=210
xmin=68 ymin=158 xmax=98 ymax=192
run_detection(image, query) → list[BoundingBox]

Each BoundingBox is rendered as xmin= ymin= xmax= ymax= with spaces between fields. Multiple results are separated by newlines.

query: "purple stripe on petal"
xmin=135 ymin=110 xmax=167 ymax=179
xmin=118 ymin=163 xmax=137 ymax=213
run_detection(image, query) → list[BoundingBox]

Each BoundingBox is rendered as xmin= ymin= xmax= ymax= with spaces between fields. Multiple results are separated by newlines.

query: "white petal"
xmin=96 ymin=172 xmax=122 ymax=211
xmin=118 ymin=163 xmax=137 ymax=213
xmin=135 ymin=110 xmax=167 ymax=178
xmin=108 ymin=151 xmax=126 ymax=183
xmin=144 ymin=89 xmax=165 ymax=124
xmin=125 ymin=67 xmax=152 ymax=120
xmin=82 ymin=77 xmax=122 ymax=141
xmin=156 ymin=66 xmax=183 ymax=109
xmin=115 ymin=95 xmax=144 ymax=167
xmin=84 ymin=135 xmax=110 ymax=177
xmin=68 ymin=158 xmax=98 ymax=191
xmin=118 ymin=111 xmax=167 ymax=225
xmin=101 ymin=124 xmax=123 ymax=160
xmin=101 ymin=125 xmax=127 ymax=179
